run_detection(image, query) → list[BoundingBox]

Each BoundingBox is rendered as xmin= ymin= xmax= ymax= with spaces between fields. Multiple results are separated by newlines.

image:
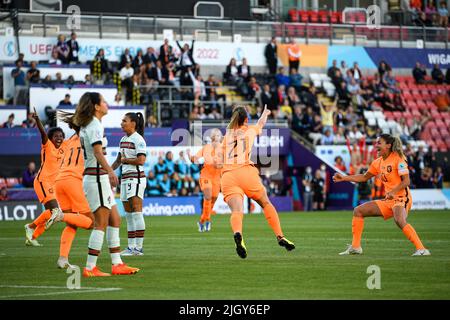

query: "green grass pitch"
xmin=0 ymin=210 xmax=449 ymax=300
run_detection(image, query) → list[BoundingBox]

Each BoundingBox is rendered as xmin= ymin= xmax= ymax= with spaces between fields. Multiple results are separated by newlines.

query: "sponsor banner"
xmin=0 ymin=201 xmax=43 ymax=221
xmin=365 ymin=47 xmax=450 ymax=68
xmin=278 ymin=44 xmax=328 ymax=68
xmin=115 ymin=196 xmax=202 ymax=216
xmin=328 ymin=45 xmax=377 ymax=68
xmin=0 ymin=36 xmax=266 ymax=66
xmin=410 ymin=189 xmax=450 ymax=210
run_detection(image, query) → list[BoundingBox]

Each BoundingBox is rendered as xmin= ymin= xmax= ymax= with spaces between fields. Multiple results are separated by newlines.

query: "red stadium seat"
xmin=406 ymin=118 xmax=414 ymax=127
xmin=439 ymin=127 xmax=448 ymax=137
xmin=445 ymin=138 xmax=450 ymax=149
xmin=330 ymin=11 xmax=341 ymax=23
xmin=299 ymin=10 xmax=309 ymax=22
xmin=309 ymin=11 xmax=319 ymax=23
xmin=289 ymin=9 xmax=299 ymax=22
xmin=384 ymin=111 xmax=394 ymax=119
xmin=436 ymin=119 xmax=445 ymax=127
xmin=319 ymin=10 xmax=329 ymax=23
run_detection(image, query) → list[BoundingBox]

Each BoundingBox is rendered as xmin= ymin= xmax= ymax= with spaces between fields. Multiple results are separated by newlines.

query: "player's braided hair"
xmin=379 ymin=133 xmax=405 ymax=160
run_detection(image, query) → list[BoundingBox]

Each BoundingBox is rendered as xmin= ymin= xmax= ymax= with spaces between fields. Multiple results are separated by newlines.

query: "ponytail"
xmin=126 ymin=112 xmax=145 ymax=136
xmin=227 ymin=105 xmax=248 ymax=130
xmin=58 ymin=110 xmax=80 ymax=134
xmin=379 ymin=133 xmax=405 ymax=160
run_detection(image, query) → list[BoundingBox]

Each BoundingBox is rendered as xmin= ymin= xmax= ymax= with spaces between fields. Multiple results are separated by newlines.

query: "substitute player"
xmin=54 ymin=121 xmax=94 ymax=269
xmin=24 ymin=109 xmax=92 ymax=247
xmin=188 ymin=128 xmax=223 ymax=232
xmin=111 ymin=112 xmax=147 ymax=256
xmin=221 ymin=105 xmax=295 ymax=259
xmin=333 ymin=133 xmax=430 ymax=256
xmin=62 ymin=92 xmax=139 ymax=276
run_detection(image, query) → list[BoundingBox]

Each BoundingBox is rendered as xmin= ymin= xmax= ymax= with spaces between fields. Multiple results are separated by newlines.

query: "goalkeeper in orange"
xmin=188 ymin=128 xmax=223 ymax=232
xmin=220 ymin=105 xmax=295 ymax=259
xmin=333 ymin=133 xmax=430 ymax=256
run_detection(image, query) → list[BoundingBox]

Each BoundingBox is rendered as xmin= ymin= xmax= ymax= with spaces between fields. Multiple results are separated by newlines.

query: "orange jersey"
xmin=56 ymin=134 xmax=84 ymax=181
xmin=36 ymin=139 xmax=65 ymax=185
xmin=367 ymin=152 xmax=409 ymax=198
xmin=196 ymin=143 xmax=222 ymax=179
xmin=221 ymin=124 xmax=262 ymax=173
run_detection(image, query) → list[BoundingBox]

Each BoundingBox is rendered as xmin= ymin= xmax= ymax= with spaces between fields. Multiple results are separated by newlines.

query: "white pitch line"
xmin=0 ymin=285 xmax=122 ymax=299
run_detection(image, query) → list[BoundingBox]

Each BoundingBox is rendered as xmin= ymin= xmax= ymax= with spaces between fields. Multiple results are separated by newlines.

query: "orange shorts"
xmin=375 ymin=196 xmax=412 ymax=220
xmin=33 ymin=178 xmax=56 ymax=205
xmin=221 ymin=165 xmax=265 ymax=203
xmin=55 ymin=178 xmax=91 ymax=214
xmin=199 ymin=176 xmax=221 ymax=198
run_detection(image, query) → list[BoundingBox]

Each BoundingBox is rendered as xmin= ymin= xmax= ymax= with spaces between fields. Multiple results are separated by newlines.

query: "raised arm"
xmin=333 ymin=170 xmax=374 ymax=183
xmin=32 ymin=107 xmax=48 ymax=144
xmin=257 ymin=104 xmax=271 ymax=129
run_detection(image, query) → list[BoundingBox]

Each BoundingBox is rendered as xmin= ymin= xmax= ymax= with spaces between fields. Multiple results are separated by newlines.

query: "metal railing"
xmin=0 ymin=10 xmax=448 ymax=48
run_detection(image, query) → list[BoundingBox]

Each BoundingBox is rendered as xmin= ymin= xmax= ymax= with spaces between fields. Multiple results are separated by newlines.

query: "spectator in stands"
xmin=144 ymin=47 xmax=158 ymax=66
xmin=113 ymin=93 xmax=125 ymax=106
xmin=414 ymin=10 xmax=432 ymax=26
xmin=49 ymin=50 xmax=62 ymax=65
xmin=336 ymin=80 xmax=352 ymax=108
xmin=321 ymin=129 xmax=334 ymax=145
xmin=2 ymin=113 xmax=15 ymax=128
xmin=327 ymin=60 xmax=339 ymax=79
xmin=393 ymin=92 xmax=406 ymax=111
xmin=334 ymin=156 xmax=347 ymax=173
xmin=59 ymin=94 xmax=72 ymax=106
xmin=158 ymin=173 xmax=171 ymax=195
xmin=261 ymin=84 xmax=276 ymax=110
xmin=67 ymin=32 xmax=79 ymax=64
xmin=0 ymin=187 xmax=8 ymax=201
xmin=247 ymin=76 xmax=262 ymax=102
xmin=154 ymin=156 xmax=168 ymax=181
xmin=11 ymin=59 xmax=27 ymax=105
xmin=119 ymin=48 xmax=133 ymax=69
xmin=208 ymin=108 xmax=223 ymax=120
xmin=309 ymin=114 xmax=323 ymax=145
xmin=302 ymin=85 xmax=320 ymax=111
xmin=120 ymin=61 xmax=134 ymax=99
xmin=198 ymin=106 xmax=208 ymax=120
xmin=189 ymin=105 xmax=200 ymax=120
xmin=425 ymin=0 xmax=438 ymax=25
xmin=287 ymin=86 xmax=301 ymax=107
xmin=344 ymin=69 xmax=355 ymax=85
xmin=382 ymin=70 xmax=400 ymax=93
xmin=434 ymin=166 xmax=444 ymax=188
xmin=264 ymin=37 xmax=278 ymax=75
xmin=432 ymin=64 xmax=445 ymax=84
xmin=350 ymin=62 xmax=363 ymax=82
xmin=132 ymin=49 xmax=145 ymax=70
xmin=287 ymin=38 xmax=301 ymax=73
xmin=347 ymin=126 xmax=364 ymax=144
xmin=146 ymin=171 xmax=161 ymax=196
xmin=159 ymin=39 xmax=174 ymax=66
xmin=176 ymin=40 xmax=195 ymax=72
xmin=347 ymin=78 xmax=366 ymax=111
xmin=26 ymin=61 xmax=40 ymax=84
xmin=54 ymin=72 xmax=64 ymax=85
xmin=438 ymin=1 xmax=449 ymax=27
xmin=150 ymin=60 xmax=169 ymax=85
xmin=238 ymin=58 xmax=252 ymax=82
xmin=224 ymin=58 xmax=239 ymax=85
xmin=66 ymin=75 xmax=76 ymax=86
xmin=22 ymin=161 xmax=36 ymax=188
xmin=340 ymin=60 xmax=349 ymax=75
xmin=312 ymin=169 xmax=325 ymax=211
xmin=91 ymin=49 xmax=109 ymax=79
xmin=164 ymin=151 xmax=175 ymax=177
xmin=291 ymin=105 xmax=304 ymax=135
xmin=275 ymin=66 xmax=290 ymax=88
xmin=146 ymin=115 xmax=158 ymax=128
xmin=55 ymin=34 xmax=69 ymax=64
xmin=376 ymin=87 xmax=397 ymax=111
xmin=433 ymin=89 xmax=450 ymax=112
xmin=378 ymin=60 xmax=392 ymax=79
xmin=22 ymin=112 xmax=36 ymax=128
xmin=320 ymin=99 xmax=336 ymax=133
xmin=289 ymin=68 xmax=303 ymax=93
xmin=302 ymin=166 xmax=313 ymax=212
xmin=345 ymin=106 xmax=359 ymax=128
xmin=394 ymin=118 xmax=410 ymax=144
xmin=84 ymin=74 xmax=92 ymax=85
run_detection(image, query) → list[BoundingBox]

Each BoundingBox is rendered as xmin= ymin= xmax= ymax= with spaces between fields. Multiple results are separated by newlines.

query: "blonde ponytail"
xmin=392 ymin=136 xmax=405 ymax=160
xmin=227 ymin=106 xmax=248 ymax=130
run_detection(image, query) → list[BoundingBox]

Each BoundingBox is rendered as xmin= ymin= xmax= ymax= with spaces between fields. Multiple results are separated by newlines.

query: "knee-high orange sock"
xmin=230 ymin=212 xmax=243 ymax=234
xmin=32 ymin=223 xmax=46 ymax=240
xmin=200 ymin=199 xmax=212 ymax=224
xmin=63 ymin=213 xmax=93 ymax=229
xmin=263 ymin=203 xmax=283 ymax=238
xmin=352 ymin=216 xmax=364 ymax=248
xmin=60 ymin=226 xmax=77 ymax=258
xmin=30 ymin=210 xmax=51 ymax=228
xmin=402 ymin=224 xmax=425 ymax=250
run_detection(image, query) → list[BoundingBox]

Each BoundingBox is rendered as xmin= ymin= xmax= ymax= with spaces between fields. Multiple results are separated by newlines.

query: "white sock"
xmin=126 ymin=212 xmax=136 ymax=249
xmin=86 ymin=230 xmax=105 ymax=270
xmin=106 ymin=226 xmax=123 ymax=266
xmin=132 ymin=212 xmax=145 ymax=250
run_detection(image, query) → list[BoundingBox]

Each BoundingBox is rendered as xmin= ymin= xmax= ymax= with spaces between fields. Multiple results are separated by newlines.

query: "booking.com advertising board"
xmin=2 ymin=36 xmax=450 ymax=68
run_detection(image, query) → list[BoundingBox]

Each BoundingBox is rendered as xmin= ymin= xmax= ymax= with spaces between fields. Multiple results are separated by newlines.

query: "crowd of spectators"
xmin=388 ymin=0 xmax=449 ymax=27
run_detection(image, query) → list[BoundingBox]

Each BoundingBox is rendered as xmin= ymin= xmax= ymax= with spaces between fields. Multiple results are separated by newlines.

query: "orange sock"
xmin=263 ymin=203 xmax=283 ymax=238
xmin=352 ymin=216 xmax=364 ymax=248
xmin=30 ymin=210 xmax=51 ymax=228
xmin=230 ymin=212 xmax=243 ymax=234
xmin=402 ymin=224 xmax=425 ymax=250
xmin=200 ymin=199 xmax=212 ymax=224
xmin=63 ymin=213 xmax=93 ymax=229
xmin=32 ymin=223 xmax=46 ymax=240
xmin=60 ymin=226 xmax=77 ymax=258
